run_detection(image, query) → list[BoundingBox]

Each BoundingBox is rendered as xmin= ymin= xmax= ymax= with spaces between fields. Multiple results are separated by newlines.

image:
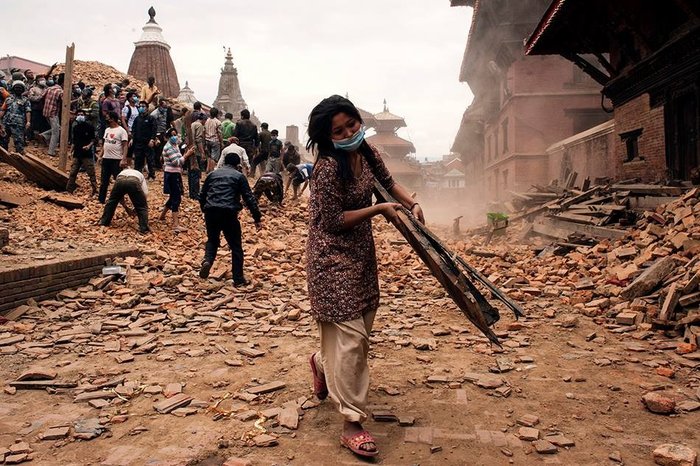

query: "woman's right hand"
xmin=377 ymin=203 xmax=402 ymax=224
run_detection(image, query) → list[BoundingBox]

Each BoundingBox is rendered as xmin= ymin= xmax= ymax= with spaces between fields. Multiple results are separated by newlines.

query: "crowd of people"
xmin=0 ymin=67 xmax=313 ymax=222
xmin=4 ymin=67 xmax=428 ymax=458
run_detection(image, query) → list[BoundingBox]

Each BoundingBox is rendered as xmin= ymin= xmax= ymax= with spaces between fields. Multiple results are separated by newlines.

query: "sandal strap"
xmin=346 ymin=430 xmax=376 ymax=449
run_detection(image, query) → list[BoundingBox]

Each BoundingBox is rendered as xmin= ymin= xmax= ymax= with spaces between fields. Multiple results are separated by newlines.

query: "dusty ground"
xmin=0 ymin=154 xmax=698 ymax=466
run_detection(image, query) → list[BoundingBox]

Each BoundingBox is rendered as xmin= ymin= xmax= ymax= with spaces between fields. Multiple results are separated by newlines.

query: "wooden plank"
xmin=558 ymin=186 xmax=601 ymax=209
xmin=659 ymin=283 xmax=682 ymax=321
xmin=374 ymin=183 xmax=505 ymax=343
xmin=10 ymin=380 xmax=78 ymax=389
xmin=536 ymin=217 xmax=627 ymax=240
xmin=683 ymin=271 xmax=700 ymax=294
xmin=508 ymin=191 xmax=534 ymax=202
xmin=628 ymin=196 xmax=680 ymax=210
xmin=0 ymin=146 xmax=68 ymax=190
xmin=552 ymin=212 xmax=605 ymax=225
xmin=621 ymin=256 xmax=677 ymax=300
xmin=679 ymin=291 xmax=700 ymax=308
xmin=41 ymin=193 xmax=84 ymax=209
xmin=0 ymin=193 xmax=33 ymax=207
xmin=531 ymin=219 xmax=571 ymax=241
xmin=58 ymin=43 xmax=75 ymax=171
xmin=611 ymin=184 xmax=683 ymax=196
xmin=567 ymin=204 xmax=627 ymax=213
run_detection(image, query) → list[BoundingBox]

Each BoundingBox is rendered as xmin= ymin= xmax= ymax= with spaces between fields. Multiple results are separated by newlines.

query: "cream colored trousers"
xmin=314 ymin=310 xmax=377 ymax=423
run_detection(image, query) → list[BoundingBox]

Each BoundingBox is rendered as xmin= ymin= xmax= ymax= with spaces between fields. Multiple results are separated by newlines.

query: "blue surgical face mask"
xmin=47 ymin=80 xmax=54 ymax=86
xmin=333 ymin=127 xmax=365 ymax=152
xmin=138 ymin=106 xmax=146 ymax=114
xmin=131 ymin=96 xmax=139 ymax=103
xmin=169 ymin=135 xmax=178 ymax=145
xmin=76 ymin=115 xmax=85 ymax=122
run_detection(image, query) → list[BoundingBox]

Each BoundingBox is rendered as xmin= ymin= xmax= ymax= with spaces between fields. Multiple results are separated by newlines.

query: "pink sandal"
xmin=340 ymin=430 xmax=378 ymax=458
xmin=309 ymin=353 xmax=328 ymax=400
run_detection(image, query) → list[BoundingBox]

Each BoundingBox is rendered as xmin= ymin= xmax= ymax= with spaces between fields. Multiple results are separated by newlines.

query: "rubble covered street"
xmin=0 ymin=154 xmax=698 ymax=466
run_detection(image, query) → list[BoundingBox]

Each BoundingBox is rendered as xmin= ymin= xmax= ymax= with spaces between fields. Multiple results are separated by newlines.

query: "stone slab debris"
xmin=153 ymin=393 xmax=192 ymax=414
xmin=278 ymin=406 xmax=299 ymax=430
xmin=653 ymin=444 xmax=697 ymax=466
xmin=533 ymin=439 xmax=558 ymax=454
xmin=246 ymin=381 xmax=286 ymax=395
xmin=253 ymin=434 xmax=278 ymax=447
xmin=40 ymin=426 xmax=70 ymax=440
xmin=518 ymin=427 xmax=540 ymax=441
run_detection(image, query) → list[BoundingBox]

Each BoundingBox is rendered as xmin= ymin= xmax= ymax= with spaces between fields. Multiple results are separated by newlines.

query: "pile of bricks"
xmin=0 ymin=246 xmax=140 ymax=314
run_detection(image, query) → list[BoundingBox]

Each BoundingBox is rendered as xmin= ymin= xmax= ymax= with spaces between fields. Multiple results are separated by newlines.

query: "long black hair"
xmin=306 ymin=95 xmax=374 ymax=181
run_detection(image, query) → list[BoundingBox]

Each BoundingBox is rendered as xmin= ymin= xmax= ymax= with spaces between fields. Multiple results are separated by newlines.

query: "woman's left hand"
xmin=411 ymin=203 xmax=425 ymax=224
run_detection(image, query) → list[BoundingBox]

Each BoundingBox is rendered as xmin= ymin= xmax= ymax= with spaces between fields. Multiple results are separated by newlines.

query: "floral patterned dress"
xmin=306 ymin=145 xmax=395 ymax=322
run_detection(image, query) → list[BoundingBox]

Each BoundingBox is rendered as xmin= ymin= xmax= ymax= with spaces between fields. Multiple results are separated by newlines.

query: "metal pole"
xmin=58 ymin=43 xmax=75 ymax=172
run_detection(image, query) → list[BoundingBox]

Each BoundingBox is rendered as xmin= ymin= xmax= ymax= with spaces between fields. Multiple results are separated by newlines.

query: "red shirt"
xmin=42 ymin=85 xmax=63 ymax=118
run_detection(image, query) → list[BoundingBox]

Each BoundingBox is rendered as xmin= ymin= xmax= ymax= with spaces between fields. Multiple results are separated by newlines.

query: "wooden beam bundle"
xmin=0 ymin=146 xmax=68 ymax=191
xmin=375 ymin=183 xmax=523 ymax=346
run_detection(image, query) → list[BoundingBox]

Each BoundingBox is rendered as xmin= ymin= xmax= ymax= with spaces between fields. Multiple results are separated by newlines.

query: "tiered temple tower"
xmin=213 ymin=49 xmax=249 ymax=116
xmin=128 ymin=7 xmax=180 ymax=98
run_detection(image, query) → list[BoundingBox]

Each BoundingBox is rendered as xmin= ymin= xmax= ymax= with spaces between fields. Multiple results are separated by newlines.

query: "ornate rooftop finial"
xmin=383 ymin=98 xmax=388 ymax=112
xmin=148 ymin=6 xmax=156 ymax=23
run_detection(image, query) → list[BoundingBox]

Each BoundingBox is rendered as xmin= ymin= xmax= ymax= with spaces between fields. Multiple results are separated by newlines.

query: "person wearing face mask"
xmin=40 ymin=74 xmax=64 ymax=156
xmin=304 ymin=95 xmax=425 ymax=459
xmin=98 ymin=111 xmax=129 ymax=204
xmin=130 ymin=101 xmax=157 ymax=179
xmin=79 ymin=88 xmax=100 ymax=135
xmin=160 ymin=128 xmax=195 ymax=232
xmin=27 ymin=76 xmax=48 ymax=140
xmin=0 ymin=81 xmax=31 ymax=154
xmin=66 ymin=109 xmax=97 ymax=195
xmin=101 ymin=84 xmax=121 ymax=128
xmin=150 ymin=97 xmax=173 ymax=171
xmin=68 ymin=84 xmax=83 ymax=146
xmin=121 ymin=92 xmax=139 ymax=136
xmin=265 ymin=129 xmax=284 ymax=174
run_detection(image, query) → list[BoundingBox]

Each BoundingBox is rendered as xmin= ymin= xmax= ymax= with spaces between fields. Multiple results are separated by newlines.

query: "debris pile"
xmin=462 ymin=187 xmax=700 ymax=364
xmin=507 ymin=176 xmax=690 ymax=243
xmin=54 ymin=60 xmax=146 ymax=92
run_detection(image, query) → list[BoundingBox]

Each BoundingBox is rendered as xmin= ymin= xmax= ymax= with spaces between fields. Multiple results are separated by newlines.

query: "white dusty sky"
xmin=4 ymin=1 xmax=474 ymax=161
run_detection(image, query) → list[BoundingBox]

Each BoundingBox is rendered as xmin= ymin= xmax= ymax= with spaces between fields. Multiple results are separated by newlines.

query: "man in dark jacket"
xmin=66 ymin=109 xmax=97 ymax=194
xmin=199 ymin=152 xmax=262 ymax=287
xmin=232 ymin=109 xmax=259 ymax=174
xmin=131 ymin=101 xmax=157 ymax=179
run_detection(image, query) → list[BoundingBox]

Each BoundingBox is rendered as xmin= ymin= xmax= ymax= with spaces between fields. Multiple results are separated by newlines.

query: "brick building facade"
xmin=450 ymin=0 xmax=609 ymax=201
xmin=526 ymin=0 xmax=700 ymax=183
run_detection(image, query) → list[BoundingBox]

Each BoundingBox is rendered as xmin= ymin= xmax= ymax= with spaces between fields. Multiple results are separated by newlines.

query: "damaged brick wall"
xmin=614 ymin=93 xmax=667 ymax=182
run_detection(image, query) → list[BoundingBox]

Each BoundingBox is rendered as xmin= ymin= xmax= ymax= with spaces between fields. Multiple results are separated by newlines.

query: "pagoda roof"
xmin=366 ymin=133 xmax=415 ymax=152
xmin=357 ymin=107 xmax=378 ymax=127
xmin=383 ymin=155 xmax=422 ymax=175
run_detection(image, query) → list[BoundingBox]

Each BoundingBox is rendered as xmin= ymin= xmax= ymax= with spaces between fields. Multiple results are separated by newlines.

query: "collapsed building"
xmin=449 ymin=0 xmax=611 ymax=201
xmin=525 ymin=0 xmax=700 ymax=184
